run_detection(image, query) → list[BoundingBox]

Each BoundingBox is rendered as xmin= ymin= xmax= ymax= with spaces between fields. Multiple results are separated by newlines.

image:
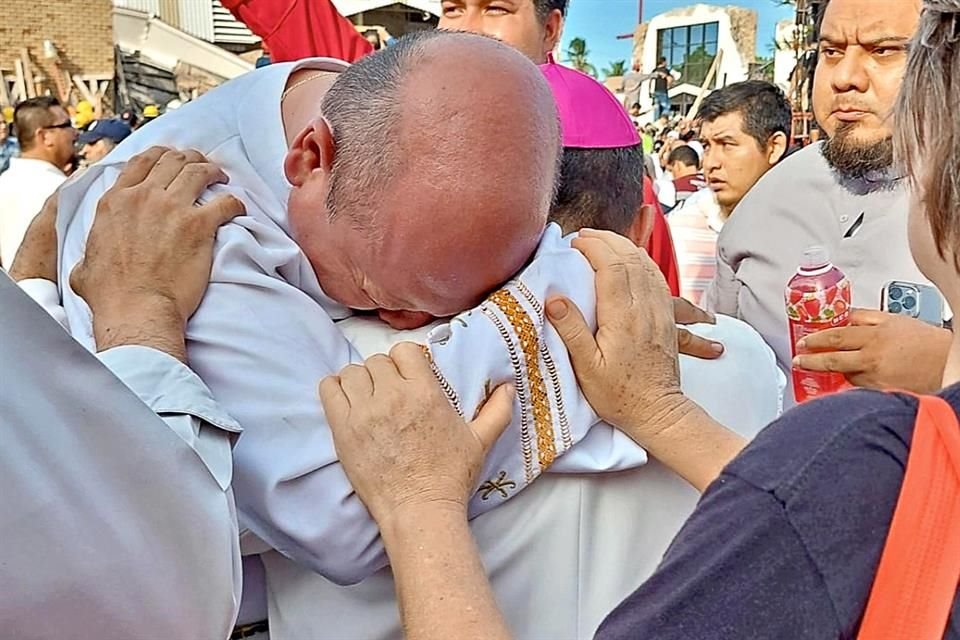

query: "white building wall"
xmin=773 ymin=19 xmax=798 ymax=92
xmin=636 ymin=4 xmax=752 ymax=120
xmin=177 ymin=0 xmax=215 ymax=42
xmin=113 ymin=0 xmax=161 ymax=15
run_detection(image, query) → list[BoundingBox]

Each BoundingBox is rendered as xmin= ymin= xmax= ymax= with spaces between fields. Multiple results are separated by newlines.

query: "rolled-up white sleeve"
xmin=98 ymin=345 xmax=242 ymax=492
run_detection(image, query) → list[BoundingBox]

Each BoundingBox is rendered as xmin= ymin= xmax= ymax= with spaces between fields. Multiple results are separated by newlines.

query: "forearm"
xmin=627 ymin=394 xmax=746 ymax=493
xmin=381 ymin=503 xmax=512 ymax=640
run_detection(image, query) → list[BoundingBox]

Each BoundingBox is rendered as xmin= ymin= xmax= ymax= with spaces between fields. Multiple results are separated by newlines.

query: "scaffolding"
xmin=788 ymin=0 xmax=826 ymax=143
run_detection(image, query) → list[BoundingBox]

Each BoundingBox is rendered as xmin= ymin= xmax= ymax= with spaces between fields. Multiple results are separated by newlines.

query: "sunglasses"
xmin=44 ymin=121 xmax=74 ymax=130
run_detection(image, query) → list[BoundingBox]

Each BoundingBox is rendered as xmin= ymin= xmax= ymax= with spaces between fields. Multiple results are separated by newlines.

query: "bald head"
xmin=299 ymin=30 xmax=561 ymax=323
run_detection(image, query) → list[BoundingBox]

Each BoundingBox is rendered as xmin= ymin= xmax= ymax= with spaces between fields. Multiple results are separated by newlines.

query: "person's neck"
xmin=19 ymin=148 xmax=58 ymax=168
xmin=281 ymin=69 xmax=338 ymax=147
xmin=943 ymin=332 xmax=960 ymax=389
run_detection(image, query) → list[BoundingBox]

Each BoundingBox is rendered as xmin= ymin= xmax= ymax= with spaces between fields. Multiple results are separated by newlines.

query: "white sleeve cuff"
xmin=17 ymin=278 xmax=68 ymax=330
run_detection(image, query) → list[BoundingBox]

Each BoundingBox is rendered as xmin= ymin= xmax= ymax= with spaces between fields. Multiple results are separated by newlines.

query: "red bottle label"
xmin=786 ymin=277 xmax=852 ymax=403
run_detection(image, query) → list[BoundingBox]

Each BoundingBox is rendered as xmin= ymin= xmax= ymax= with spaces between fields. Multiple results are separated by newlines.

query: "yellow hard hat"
xmin=77 ymin=100 xmax=93 ymax=114
xmin=2 ymin=106 xmax=13 ymax=124
xmin=74 ymin=110 xmax=94 ymax=129
xmin=143 ymin=104 xmax=160 ymax=118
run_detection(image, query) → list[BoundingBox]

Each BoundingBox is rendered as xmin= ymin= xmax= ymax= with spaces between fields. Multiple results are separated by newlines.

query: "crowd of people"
xmin=3 ymin=0 xmax=958 ymax=638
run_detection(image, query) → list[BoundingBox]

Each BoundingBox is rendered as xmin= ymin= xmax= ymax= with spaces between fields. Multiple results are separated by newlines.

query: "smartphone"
xmin=881 ymin=281 xmax=944 ymax=327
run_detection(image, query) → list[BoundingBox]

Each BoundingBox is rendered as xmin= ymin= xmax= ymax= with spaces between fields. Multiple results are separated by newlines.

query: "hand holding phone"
xmin=881 ymin=281 xmax=944 ymax=327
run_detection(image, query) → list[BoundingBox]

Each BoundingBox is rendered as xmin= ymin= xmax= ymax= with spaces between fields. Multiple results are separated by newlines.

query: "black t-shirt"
xmin=654 ymin=65 xmax=670 ymax=93
xmin=595 ymin=385 xmax=960 ymax=640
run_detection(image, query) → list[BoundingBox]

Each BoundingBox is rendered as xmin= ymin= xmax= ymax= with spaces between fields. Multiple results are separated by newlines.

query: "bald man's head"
xmin=286 ymin=30 xmax=561 ymax=326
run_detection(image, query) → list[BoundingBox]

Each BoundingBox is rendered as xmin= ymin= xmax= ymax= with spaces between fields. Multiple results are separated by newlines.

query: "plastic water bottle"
xmin=785 ymin=246 xmax=852 ymax=403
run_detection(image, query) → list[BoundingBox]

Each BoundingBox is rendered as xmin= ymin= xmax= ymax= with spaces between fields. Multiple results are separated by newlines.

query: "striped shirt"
xmin=668 ymin=189 xmax=723 ymax=305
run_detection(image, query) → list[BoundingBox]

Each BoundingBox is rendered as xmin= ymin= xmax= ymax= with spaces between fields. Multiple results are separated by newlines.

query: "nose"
xmin=703 ymin=147 xmax=721 ymax=174
xmin=459 ymin=8 xmax=485 ymax=35
xmin=831 ymin=47 xmax=870 ymax=95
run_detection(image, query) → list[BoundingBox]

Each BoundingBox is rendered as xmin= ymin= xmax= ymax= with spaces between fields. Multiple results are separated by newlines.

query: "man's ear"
xmin=767 ymin=131 xmax=788 ymax=166
xmin=542 ymin=10 xmax=564 ymax=55
xmin=283 ymin=118 xmax=336 ymax=187
xmin=625 ymin=203 xmax=656 ymax=248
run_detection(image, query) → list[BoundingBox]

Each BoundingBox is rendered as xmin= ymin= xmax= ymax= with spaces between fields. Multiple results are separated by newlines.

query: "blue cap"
xmin=78 ymin=119 xmax=133 ymax=146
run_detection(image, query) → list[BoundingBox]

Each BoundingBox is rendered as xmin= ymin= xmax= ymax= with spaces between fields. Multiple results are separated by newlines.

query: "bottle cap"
xmin=800 ymin=245 xmax=830 ymax=270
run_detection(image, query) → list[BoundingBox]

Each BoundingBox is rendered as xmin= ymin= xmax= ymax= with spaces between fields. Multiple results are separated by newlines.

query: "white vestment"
xmin=255 ymin=316 xmax=777 ymax=640
xmin=40 ymin=58 xmax=784 ymax=602
xmin=0 ymin=273 xmax=241 ymax=640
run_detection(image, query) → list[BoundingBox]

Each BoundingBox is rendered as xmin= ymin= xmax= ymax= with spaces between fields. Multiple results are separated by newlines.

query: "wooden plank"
xmin=71 ymin=75 xmax=96 ymax=104
xmin=19 ymin=49 xmax=36 ymax=99
xmin=13 ymin=60 xmax=28 ymax=102
xmin=0 ymin=73 xmax=11 ymax=107
xmin=687 ymin=48 xmax=724 ymax=120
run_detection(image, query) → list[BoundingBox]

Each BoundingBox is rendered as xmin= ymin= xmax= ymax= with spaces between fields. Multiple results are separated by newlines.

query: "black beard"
xmin=821 ymin=122 xmax=894 ymax=181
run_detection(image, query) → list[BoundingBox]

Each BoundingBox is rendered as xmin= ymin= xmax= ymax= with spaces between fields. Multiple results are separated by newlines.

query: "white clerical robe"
xmin=254 ymin=315 xmax=777 ymax=640
xmin=0 ymin=273 xmax=241 ymax=640
xmin=46 ymin=59 xmax=785 ymax=590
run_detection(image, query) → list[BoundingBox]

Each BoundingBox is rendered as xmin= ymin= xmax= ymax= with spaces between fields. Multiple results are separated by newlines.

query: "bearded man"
xmin=702 ymin=0 xmax=952 ymax=406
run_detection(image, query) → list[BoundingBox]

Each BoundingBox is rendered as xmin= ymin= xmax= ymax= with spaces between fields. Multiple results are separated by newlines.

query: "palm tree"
xmin=603 ymin=60 xmax=627 ymax=78
xmin=565 ymin=37 xmax=597 ymax=77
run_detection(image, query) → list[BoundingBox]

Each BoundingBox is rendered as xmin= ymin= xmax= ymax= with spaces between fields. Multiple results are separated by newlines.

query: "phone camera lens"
xmin=889 ymin=301 xmax=903 ymax=314
xmin=889 ymin=287 xmax=904 ymax=301
xmin=903 ymin=296 xmax=917 ymax=311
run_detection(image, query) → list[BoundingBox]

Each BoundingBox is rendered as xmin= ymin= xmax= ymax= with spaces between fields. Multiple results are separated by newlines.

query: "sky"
xmin=561 ymin=0 xmax=794 ymax=73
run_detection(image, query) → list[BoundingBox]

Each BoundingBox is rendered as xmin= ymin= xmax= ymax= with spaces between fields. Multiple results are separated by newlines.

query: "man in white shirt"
xmin=0 ymin=96 xmax=76 ymax=269
xmin=702 ymin=0 xmax=950 ymax=405
xmin=29 ymin=30 xmax=781 ymax=638
xmin=4 ymin=147 xmax=244 ymax=640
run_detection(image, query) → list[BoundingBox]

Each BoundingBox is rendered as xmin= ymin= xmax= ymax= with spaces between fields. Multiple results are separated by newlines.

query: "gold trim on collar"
xmin=487 ymin=289 xmax=557 ymax=469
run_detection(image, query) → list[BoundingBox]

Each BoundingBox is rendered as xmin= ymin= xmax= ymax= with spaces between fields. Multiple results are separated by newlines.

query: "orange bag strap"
xmin=857 ymin=395 xmax=960 ymax=640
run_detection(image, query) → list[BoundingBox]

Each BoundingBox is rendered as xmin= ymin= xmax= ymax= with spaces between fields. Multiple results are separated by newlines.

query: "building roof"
xmin=333 ymin=0 xmax=441 ymax=18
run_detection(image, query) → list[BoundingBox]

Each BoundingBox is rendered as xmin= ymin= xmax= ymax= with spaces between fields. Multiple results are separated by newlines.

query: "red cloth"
xmin=222 ymin=0 xmax=373 ymax=63
xmin=643 ymin=176 xmax=681 ymax=297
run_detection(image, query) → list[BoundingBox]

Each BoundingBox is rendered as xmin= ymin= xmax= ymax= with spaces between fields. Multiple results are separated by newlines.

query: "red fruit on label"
xmin=789 ymin=289 xmax=803 ymax=305
xmin=802 ymin=298 xmax=822 ymax=320
xmin=834 ymin=299 xmax=848 ymax=315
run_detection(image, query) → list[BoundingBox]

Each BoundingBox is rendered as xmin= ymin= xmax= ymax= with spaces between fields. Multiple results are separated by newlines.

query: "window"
xmin=656 ymin=21 xmax=720 ymax=88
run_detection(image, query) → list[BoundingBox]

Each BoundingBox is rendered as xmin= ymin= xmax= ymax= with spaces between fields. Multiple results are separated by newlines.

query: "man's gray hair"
xmin=321 ymin=29 xmax=450 ymax=231
xmin=895 ymin=0 xmax=960 ymax=267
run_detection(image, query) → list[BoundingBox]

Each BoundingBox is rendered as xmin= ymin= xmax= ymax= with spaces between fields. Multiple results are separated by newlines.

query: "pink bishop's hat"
xmin=539 ymin=53 xmax=641 ymax=149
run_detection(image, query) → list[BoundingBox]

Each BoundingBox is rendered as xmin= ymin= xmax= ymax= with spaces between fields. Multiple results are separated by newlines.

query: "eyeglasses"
xmin=44 ymin=121 xmax=74 ymax=130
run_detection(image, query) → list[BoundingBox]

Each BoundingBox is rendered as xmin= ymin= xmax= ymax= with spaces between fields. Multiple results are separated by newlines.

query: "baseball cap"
xmin=539 ymin=54 xmax=641 ymax=150
xmin=78 ymin=119 xmax=133 ymax=146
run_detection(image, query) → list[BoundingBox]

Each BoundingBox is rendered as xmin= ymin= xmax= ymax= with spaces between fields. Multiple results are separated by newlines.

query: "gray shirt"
xmin=1 ymin=273 xmax=242 ymax=639
xmin=702 ymin=143 xmax=934 ymax=406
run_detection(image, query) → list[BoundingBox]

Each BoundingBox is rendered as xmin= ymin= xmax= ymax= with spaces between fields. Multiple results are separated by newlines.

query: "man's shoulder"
xmin=725 ymin=388 xmax=924 ymax=496
xmin=732 ymin=144 xmax=826 ymax=212
xmin=678 ymin=315 xmax=783 ymax=438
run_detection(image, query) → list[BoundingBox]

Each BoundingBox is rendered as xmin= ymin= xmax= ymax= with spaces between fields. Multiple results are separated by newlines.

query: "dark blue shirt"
xmin=596 ymin=385 xmax=960 ymax=640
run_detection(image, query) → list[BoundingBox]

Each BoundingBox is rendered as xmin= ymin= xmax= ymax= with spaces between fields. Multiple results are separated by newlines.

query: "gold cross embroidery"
xmin=478 ymin=471 xmax=517 ymax=500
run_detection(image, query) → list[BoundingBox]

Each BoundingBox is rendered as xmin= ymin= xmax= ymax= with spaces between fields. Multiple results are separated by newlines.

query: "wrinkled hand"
xmin=545 ymin=229 xmax=686 ymax=439
xmin=320 ymin=343 xmax=514 ymax=526
xmin=794 ymin=309 xmax=951 ymax=394
xmin=9 ymin=191 xmax=59 ymax=283
xmin=71 ymin=147 xmax=245 ymax=359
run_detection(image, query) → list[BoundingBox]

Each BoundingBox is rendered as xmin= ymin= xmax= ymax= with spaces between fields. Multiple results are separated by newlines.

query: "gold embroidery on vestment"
xmin=481 ymin=306 xmax=535 ymax=482
xmin=516 ymin=281 xmax=573 ymax=450
xmin=488 ymin=289 xmax=557 ymax=469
